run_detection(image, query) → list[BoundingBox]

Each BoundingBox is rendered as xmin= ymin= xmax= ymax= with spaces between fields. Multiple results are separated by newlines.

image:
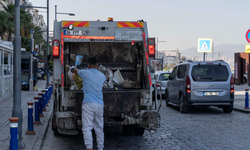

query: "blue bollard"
xmin=45 ymin=88 xmax=49 ymax=106
xmin=42 ymin=90 xmax=47 ymax=111
xmin=245 ymin=89 xmax=249 ymax=109
xmin=34 ymin=97 xmax=41 ymax=124
xmin=26 ymin=102 xmax=35 ymax=135
xmin=47 ymin=85 xmax=51 ymax=103
xmin=9 ymin=117 xmax=19 ymax=150
xmin=38 ymin=93 xmax=44 ymax=117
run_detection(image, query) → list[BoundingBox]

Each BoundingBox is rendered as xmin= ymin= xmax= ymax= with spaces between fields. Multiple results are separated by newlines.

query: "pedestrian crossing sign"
xmin=198 ymin=38 xmax=212 ymax=53
xmin=245 ymin=44 xmax=250 ymax=53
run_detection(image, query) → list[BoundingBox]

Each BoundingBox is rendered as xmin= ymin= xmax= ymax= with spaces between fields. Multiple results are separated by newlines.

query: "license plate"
xmin=204 ymin=92 xmax=219 ymax=96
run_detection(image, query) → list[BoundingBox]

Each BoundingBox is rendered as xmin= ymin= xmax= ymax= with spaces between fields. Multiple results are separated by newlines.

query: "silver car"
xmin=165 ymin=60 xmax=234 ymax=113
xmin=155 ymin=71 xmax=171 ymax=97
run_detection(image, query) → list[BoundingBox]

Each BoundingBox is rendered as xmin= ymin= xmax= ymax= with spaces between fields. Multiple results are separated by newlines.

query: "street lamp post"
xmin=157 ymin=38 xmax=166 ymax=59
xmin=55 ymin=5 xmax=75 ymax=21
xmin=46 ymin=0 xmax=49 ymax=85
xmin=13 ymin=0 xmax=25 ymax=148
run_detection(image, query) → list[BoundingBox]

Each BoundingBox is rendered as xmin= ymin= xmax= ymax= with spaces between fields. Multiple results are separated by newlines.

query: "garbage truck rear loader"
xmin=52 ymin=19 xmax=161 ymax=136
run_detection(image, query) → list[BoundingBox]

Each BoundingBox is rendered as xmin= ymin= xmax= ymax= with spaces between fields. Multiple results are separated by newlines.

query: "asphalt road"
xmin=41 ymin=101 xmax=250 ymax=150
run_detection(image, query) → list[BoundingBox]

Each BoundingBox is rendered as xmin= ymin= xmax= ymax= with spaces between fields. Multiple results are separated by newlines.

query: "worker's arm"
xmin=106 ymin=75 xmax=109 ymax=81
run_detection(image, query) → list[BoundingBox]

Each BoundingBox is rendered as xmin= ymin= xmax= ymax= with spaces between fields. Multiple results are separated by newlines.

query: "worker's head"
xmin=88 ymin=56 xmax=98 ymax=69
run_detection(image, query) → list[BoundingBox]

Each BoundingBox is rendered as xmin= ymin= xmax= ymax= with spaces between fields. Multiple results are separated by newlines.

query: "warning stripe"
xmin=62 ymin=21 xmax=89 ymax=27
xmin=117 ymin=22 xmax=143 ymax=28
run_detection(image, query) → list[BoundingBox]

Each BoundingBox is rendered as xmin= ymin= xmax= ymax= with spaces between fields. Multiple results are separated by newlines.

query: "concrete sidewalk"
xmin=234 ymin=84 xmax=250 ymax=113
xmin=0 ymin=79 xmax=53 ymax=150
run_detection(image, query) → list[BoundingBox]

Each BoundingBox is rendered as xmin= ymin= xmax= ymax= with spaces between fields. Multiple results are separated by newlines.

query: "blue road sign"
xmin=198 ymin=38 xmax=212 ymax=53
xmin=30 ymin=30 xmax=34 ymax=34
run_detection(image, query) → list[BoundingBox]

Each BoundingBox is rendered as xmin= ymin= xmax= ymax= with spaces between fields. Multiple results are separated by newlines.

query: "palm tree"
xmin=0 ymin=11 xmax=8 ymax=39
xmin=3 ymin=4 xmax=15 ymax=41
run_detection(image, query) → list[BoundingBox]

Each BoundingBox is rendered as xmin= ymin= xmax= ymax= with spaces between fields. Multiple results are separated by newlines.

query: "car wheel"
xmin=122 ymin=125 xmax=135 ymax=135
xmin=165 ymin=90 xmax=171 ymax=107
xmin=223 ymin=105 xmax=233 ymax=113
xmin=179 ymin=94 xmax=189 ymax=113
xmin=243 ymin=77 xmax=247 ymax=84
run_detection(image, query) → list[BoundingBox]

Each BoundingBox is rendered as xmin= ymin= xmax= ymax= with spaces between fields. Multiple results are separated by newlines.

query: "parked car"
xmin=165 ymin=60 xmax=234 ymax=113
xmin=155 ymin=71 xmax=171 ymax=97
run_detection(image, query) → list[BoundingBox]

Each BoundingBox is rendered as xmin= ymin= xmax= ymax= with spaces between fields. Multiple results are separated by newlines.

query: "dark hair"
xmin=88 ymin=56 xmax=97 ymax=65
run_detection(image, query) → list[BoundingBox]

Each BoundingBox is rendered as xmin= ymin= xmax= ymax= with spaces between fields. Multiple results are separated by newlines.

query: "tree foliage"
xmin=0 ymin=11 xmax=9 ymax=38
xmin=0 ymin=4 xmax=45 ymax=51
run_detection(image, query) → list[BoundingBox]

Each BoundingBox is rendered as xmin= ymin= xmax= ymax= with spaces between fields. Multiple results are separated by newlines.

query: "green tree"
xmin=3 ymin=4 xmax=15 ymax=41
xmin=34 ymin=26 xmax=45 ymax=45
xmin=0 ymin=11 xmax=9 ymax=39
xmin=41 ymin=43 xmax=52 ymax=58
xmin=21 ymin=36 xmax=30 ymax=51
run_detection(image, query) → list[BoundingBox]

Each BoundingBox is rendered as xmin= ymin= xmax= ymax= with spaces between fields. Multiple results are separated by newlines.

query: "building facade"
xmin=0 ymin=39 xmax=13 ymax=98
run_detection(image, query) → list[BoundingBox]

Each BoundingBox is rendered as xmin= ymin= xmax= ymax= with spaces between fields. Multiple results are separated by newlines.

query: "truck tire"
xmin=223 ymin=105 xmax=233 ymax=113
xmin=53 ymin=128 xmax=60 ymax=136
xmin=122 ymin=125 xmax=135 ymax=135
xmin=179 ymin=94 xmax=189 ymax=113
xmin=134 ymin=127 xmax=145 ymax=136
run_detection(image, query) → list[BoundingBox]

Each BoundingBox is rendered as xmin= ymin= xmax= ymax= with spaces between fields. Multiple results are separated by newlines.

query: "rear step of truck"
xmin=57 ymin=128 xmax=78 ymax=135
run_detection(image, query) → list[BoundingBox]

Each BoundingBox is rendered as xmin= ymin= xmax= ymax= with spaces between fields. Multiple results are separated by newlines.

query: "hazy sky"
xmin=31 ymin=0 xmax=250 ymax=51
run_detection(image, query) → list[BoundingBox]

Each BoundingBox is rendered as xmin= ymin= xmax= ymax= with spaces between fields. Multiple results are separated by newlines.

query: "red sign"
xmin=148 ymin=38 xmax=155 ymax=58
xmin=246 ymin=29 xmax=250 ymax=43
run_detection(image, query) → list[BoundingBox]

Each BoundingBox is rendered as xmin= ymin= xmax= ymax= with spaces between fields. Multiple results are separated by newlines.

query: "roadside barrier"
xmin=49 ymin=84 xmax=52 ymax=102
xmin=45 ymin=88 xmax=49 ymax=106
xmin=245 ymin=89 xmax=249 ymax=109
xmin=42 ymin=90 xmax=47 ymax=111
xmin=34 ymin=97 xmax=41 ymax=124
xmin=47 ymin=85 xmax=51 ymax=103
xmin=26 ymin=102 xmax=35 ymax=135
xmin=9 ymin=117 xmax=19 ymax=150
xmin=38 ymin=93 xmax=44 ymax=117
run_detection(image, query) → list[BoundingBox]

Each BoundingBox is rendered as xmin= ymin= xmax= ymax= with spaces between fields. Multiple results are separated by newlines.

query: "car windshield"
xmin=159 ymin=73 xmax=170 ymax=81
xmin=191 ymin=65 xmax=229 ymax=82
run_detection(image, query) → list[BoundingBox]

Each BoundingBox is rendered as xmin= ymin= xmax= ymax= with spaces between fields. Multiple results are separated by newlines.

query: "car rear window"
xmin=159 ymin=73 xmax=170 ymax=81
xmin=191 ymin=65 xmax=229 ymax=82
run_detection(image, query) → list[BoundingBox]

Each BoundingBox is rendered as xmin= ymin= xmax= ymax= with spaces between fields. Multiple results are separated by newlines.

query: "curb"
xmin=32 ymin=102 xmax=53 ymax=150
xmin=233 ymin=107 xmax=250 ymax=113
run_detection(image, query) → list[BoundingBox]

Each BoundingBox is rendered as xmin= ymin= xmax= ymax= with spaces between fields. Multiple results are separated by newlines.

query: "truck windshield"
xmin=191 ymin=65 xmax=229 ymax=82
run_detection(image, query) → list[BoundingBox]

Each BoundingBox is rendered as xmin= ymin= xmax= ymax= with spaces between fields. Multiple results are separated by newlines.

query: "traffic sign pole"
xmin=203 ymin=52 xmax=205 ymax=61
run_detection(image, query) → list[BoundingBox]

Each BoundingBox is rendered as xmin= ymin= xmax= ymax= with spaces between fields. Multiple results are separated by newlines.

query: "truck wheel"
xmin=134 ymin=126 xmax=145 ymax=136
xmin=223 ymin=105 xmax=233 ymax=113
xmin=53 ymin=128 xmax=60 ymax=136
xmin=179 ymin=94 xmax=189 ymax=113
xmin=165 ymin=90 xmax=171 ymax=107
xmin=122 ymin=125 xmax=135 ymax=135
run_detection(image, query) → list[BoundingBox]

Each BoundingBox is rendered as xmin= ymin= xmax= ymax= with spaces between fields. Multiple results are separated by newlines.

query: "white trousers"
xmin=82 ymin=102 xmax=104 ymax=150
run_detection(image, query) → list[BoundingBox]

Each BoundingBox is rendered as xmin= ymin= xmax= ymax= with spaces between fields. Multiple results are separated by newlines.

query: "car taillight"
xmin=230 ymin=76 xmax=234 ymax=93
xmin=53 ymin=39 xmax=60 ymax=58
xmin=156 ymin=82 xmax=160 ymax=87
xmin=186 ymin=76 xmax=191 ymax=93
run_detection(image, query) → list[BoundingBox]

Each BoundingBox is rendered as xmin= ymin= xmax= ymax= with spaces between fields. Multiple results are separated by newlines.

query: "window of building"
xmin=4 ymin=51 xmax=8 ymax=64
